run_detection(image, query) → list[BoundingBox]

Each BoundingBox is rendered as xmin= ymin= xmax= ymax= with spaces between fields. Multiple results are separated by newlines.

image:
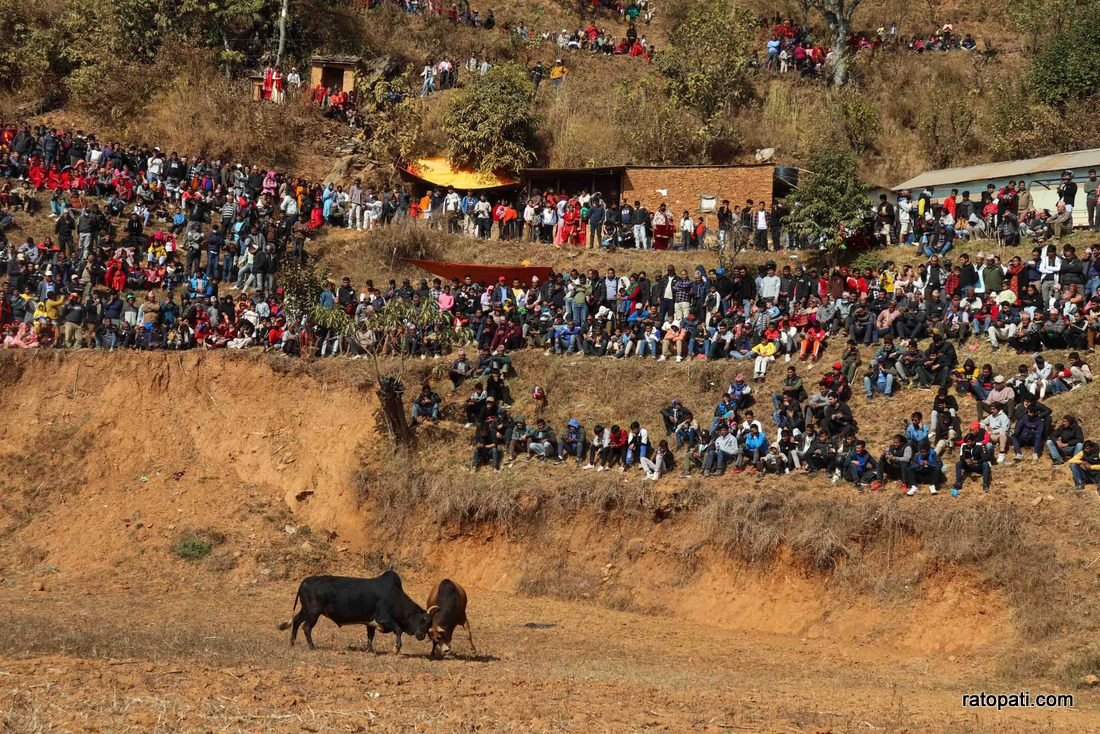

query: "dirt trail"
xmin=0 ymin=351 xmax=1097 ymax=732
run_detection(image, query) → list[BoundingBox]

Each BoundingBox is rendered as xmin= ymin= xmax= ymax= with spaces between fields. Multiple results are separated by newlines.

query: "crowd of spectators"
xmin=2 ymin=119 xmax=1099 ymax=497
xmin=371 ymin=0 xmax=655 ymax=66
xmin=429 ymin=256 xmax=1099 ymax=496
xmin=758 ymin=17 xmax=982 ymax=78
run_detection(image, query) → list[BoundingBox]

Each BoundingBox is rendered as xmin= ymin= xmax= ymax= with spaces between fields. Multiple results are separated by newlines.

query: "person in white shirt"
xmin=146 ymin=150 xmax=164 ymax=183
xmin=679 ymin=211 xmax=693 ymax=250
xmin=443 ymin=188 xmax=461 ymax=233
xmin=753 ymin=202 xmax=769 ymax=250
xmin=980 ymin=403 xmax=1010 ymax=463
xmin=346 ymin=179 xmax=364 ymax=230
xmin=420 ymin=62 xmax=436 ymax=96
xmin=704 ymin=424 xmax=740 ymax=476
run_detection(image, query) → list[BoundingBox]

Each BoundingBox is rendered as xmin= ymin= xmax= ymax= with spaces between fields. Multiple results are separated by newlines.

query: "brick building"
xmin=520 ymin=164 xmax=792 ymax=230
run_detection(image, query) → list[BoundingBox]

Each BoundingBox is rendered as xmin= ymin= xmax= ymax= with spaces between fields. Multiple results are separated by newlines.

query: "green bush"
xmin=173 ymin=530 xmax=223 ymax=561
xmin=1029 ymin=5 xmax=1100 ymax=106
xmin=444 ymin=63 xmax=538 ymax=174
xmin=657 ymin=0 xmax=755 ymax=119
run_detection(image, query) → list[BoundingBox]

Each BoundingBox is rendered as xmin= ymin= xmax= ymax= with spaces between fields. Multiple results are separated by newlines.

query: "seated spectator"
xmin=1068 ymin=440 xmax=1100 ymax=495
xmin=471 ymin=418 xmax=501 ymax=472
xmin=952 ymin=430 xmax=992 ymax=495
xmin=557 ymin=418 xmax=586 ymax=465
xmin=1047 ymin=414 xmax=1084 ymax=465
xmin=872 ymin=434 xmax=913 ymax=492
xmin=908 ymin=442 xmax=944 ymax=495
xmin=527 ymin=418 xmax=557 ymax=460
xmin=843 ymin=439 xmax=877 ymax=488
xmin=738 ymin=423 xmax=769 ymax=472
xmin=1012 ymin=406 xmax=1047 ymax=461
xmin=410 ymin=382 xmax=441 ymax=425
xmin=640 ymin=439 xmax=675 ymax=480
xmin=702 ymin=423 xmax=739 ymax=476
xmin=981 ymin=403 xmax=1011 ymax=464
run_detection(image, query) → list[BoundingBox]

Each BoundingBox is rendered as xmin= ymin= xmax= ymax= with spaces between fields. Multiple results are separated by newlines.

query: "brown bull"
xmin=425 ymin=578 xmax=476 ymax=659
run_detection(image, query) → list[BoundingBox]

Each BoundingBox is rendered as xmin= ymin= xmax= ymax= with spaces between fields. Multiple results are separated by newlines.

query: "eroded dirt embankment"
xmin=0 ymin=350 xmax=1015 ymax=657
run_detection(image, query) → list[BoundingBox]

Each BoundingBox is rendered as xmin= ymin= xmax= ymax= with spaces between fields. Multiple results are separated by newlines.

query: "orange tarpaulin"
xmin=402 ymin=258 xmax=553 ymax=284
xmin=401 ymin=157 xmax=516 ymax=191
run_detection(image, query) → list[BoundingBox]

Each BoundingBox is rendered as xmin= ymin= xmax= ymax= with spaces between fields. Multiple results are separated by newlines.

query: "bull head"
xmin=426 ymin=605 xmax=443 ymax=642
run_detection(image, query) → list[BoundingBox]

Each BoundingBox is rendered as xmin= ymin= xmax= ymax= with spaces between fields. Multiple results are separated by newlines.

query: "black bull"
xmin=278 ymin=571 xmax=433 ymax=653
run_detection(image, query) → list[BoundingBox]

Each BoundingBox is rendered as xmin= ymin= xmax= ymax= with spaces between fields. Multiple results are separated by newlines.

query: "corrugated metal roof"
xmin=520 ymin=166 xmax=627 ymax=176
xmin=893 ymin=149 xmax=1100 ymax=191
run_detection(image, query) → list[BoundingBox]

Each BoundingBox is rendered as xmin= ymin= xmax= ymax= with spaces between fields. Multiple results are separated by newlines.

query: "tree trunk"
xmin=276 ymin=0 xmax=289 ymax=68
xmin=832 ymin=20 xmax=850 ymax=86
xmin=377 ymin=382 xmax=413 ymax=447
xmin=222 ymin=32 xmax=232 ymax=80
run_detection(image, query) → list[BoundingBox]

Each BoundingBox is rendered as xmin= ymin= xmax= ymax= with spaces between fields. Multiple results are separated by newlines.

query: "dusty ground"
xmin=2 ymin=579 xmax=1097 ymax=734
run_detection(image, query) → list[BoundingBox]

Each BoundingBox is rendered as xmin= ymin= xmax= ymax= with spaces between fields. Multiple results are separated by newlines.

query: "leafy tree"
xmin=281 ymin=260 xmax=469 ymax=445
xmin=1029 ymin=5 xmax=1100 ymax=107
xmin=611 ymin=79 xmax=709 ymax=164
xmin=1006 ymin=0 xmax=1070 ymax=53
xmin=444 ymin=63 xmax=538 ymax=174
xmin=657 ymin=0 xmax=755 ymax=120
xmin=828 ymin=92 xmax=880 ymax=154
xmin=782 ymin=149 xmax=867 ymax=256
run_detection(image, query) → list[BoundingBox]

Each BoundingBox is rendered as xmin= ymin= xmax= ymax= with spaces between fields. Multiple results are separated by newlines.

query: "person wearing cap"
xmin=952 ymin=429 xmax=992 ymax=496
xmin=979 ymin=375 xmax=1015 ymax=419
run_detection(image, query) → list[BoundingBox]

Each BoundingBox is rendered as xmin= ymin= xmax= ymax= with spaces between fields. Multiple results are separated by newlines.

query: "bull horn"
xmin=426 ymin=605 xmax=440 ymax=617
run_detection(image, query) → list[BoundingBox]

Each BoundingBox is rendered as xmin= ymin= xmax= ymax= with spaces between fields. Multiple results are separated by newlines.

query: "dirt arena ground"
xmin=1 ymin=579 xmax=1097 ymax=733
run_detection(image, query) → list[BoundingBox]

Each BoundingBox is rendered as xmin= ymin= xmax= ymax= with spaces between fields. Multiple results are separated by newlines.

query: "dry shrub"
xmin=701 ymin=493 xmax=787 ymax=565
xmin=922 ymin=504 xmax=1020 ymax=564
xmin=540 ymin=65 xmax=632 ymax=167
xmin=138 ymin=65 xmax=319 ymax=170
xmin=363 ymin=220 xmax=445 ymax=264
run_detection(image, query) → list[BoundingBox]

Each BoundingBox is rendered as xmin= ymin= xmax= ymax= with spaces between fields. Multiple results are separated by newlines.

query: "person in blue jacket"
xmin=908 ymin=442 xmax=944 ymax=495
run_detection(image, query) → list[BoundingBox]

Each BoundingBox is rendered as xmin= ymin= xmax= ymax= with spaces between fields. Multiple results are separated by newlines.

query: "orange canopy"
xmin=401 ymin=157 xmax=516 ymax=191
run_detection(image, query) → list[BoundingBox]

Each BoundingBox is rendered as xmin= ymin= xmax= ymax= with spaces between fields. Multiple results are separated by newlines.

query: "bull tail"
xmin=275 ymin=588 xmax=302 ymax=631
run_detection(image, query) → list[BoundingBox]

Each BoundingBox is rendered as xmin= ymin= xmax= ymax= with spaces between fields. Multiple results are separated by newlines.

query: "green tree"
xmin=657 ymin=0 xmax=755 ymax=120
xmin=782 ymin=149 xmax=867 ymax=256
xmin=1029 ymin=5 xmax=1100 ymax=107
xmin=1006 ymin=0 xmax=1070 ymax=53
xmin=443 ymin=63 xmax=538 ymax=174
xmin=828 ymin=92 xmax=880 ymax=154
